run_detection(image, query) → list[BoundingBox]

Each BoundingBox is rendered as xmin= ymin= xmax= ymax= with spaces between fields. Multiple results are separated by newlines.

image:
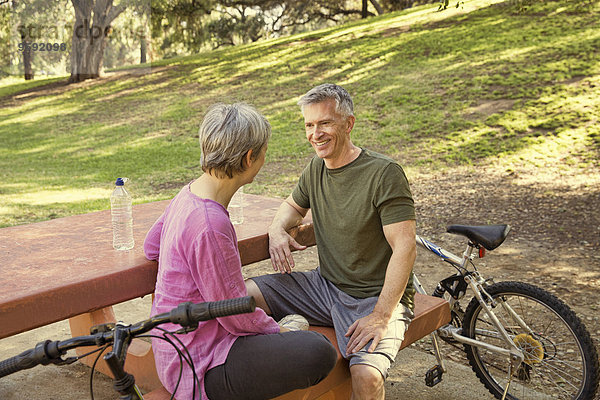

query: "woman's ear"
xmin=243 ymin=149 xmax=254 ymax=169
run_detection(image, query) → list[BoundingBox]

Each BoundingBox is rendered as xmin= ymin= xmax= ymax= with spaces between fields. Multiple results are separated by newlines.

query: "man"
xmin=246 ymin=83 xmax=416 ymax=400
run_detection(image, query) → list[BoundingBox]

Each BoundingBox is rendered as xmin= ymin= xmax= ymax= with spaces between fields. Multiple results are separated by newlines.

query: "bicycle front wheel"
xmin=462 ymin=281 xmax=599 ymax=400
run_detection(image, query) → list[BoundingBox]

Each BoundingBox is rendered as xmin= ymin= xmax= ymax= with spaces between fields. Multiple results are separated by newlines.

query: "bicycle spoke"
xmin=531 ymin=361 xmax=579 ymax=397
xmin=534 ymin=359 xmax=582 ymax=389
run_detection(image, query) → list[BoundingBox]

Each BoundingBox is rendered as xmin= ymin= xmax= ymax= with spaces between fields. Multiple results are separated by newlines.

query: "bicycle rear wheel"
xmin=462 ymin=281 xmax=599 ymax=400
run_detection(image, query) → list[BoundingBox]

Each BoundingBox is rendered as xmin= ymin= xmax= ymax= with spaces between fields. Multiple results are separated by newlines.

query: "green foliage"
xmin=4 ymin=0 xmax=73 ymax=77
xmin=151 ymin=0 xmax=373 ymax=57
xmin=1 ymin=0 xmax=151 ymax=78
xmin=151 ymin=0 xmax=213 ymax=56
xmin=0 ymin=0 xmax=599 ymax=227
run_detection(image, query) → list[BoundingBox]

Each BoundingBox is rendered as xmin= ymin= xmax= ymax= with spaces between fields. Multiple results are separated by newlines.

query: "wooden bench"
xmin=0 ymin=194 xmax=450 ymax=399
xmin=144 ymin=293 xmax=450 ymax=400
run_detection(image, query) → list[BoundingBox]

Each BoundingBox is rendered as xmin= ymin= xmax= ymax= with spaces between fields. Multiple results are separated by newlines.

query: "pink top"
xmin=144 ymin=183 xmax=280 ymax=399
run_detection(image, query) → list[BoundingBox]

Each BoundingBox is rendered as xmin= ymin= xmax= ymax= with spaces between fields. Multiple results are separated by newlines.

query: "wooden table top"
xmin=0 ymin=194 xmax=314 ymax=339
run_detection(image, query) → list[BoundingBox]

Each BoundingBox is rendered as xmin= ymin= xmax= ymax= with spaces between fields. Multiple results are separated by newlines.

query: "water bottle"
xmin=111 ymin=177 xmax=134 ymax=250
xmin=228 ymin=187 xmax=244 ymax=225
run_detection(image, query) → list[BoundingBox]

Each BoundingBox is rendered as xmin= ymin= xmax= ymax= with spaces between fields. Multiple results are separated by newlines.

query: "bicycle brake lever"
xmin=174 ymin=324 xmax=198 ymax=334
xmin=51 ymin=356 xmax=78 ymax=366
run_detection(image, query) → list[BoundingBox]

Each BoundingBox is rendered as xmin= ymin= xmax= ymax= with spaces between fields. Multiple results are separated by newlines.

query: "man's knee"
xmin=350 ymin=364 xmax=384 ymax=397
xmin=245 ymin=278 xmax=271 ymax=314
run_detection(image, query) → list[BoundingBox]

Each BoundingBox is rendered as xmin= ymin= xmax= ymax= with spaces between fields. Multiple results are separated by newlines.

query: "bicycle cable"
xmin=89 ymin=344 xmax=111 ymax=400
xmin=79 ymin=328 xmax=203 ymax=400
xmin=154 ymin=327 xmax=201 ymax=398
xmin=142 ymin=333 xmax=186 ymax=400
xmin=141 ymin=329 xmax=202 ymax=400
xmin=162 ymin=328 xmax=201 ymax=399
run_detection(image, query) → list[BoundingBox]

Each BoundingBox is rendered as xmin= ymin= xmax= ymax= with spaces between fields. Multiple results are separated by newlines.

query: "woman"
xmin=144 ymin=103 xmax=337 ymax=400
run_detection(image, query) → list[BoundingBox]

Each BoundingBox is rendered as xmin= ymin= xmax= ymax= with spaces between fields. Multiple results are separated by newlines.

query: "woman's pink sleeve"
xmin=144 ymin=213 xmax=164 ymax=261
xmin=188 ymin=230 xmax=280 ymax=336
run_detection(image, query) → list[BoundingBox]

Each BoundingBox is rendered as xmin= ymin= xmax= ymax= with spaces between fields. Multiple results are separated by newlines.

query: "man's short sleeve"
xmin=374 ymin=163 xmax=415 ymax=226
xmin=291 ymin=163 xmax=311 ymax=209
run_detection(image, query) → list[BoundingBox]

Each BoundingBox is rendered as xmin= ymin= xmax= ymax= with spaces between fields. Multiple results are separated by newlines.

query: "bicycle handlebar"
xmin=0 ymin=296 xmax=256 ymax=378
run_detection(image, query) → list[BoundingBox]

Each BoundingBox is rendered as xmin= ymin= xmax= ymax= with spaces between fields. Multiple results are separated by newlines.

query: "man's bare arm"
xmin=346 ymin=219 xmax=416 ymax=353
xmin=268 ymin=195 xmax=310 ymax=273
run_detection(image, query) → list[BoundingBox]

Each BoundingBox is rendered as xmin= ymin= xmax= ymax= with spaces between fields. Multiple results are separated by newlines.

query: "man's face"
xmin=302 ymin=99 xmax=353 ymax=163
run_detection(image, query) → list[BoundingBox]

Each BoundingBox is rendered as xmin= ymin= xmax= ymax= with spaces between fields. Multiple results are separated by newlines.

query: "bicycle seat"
xmin=446 ymin=224 xmax=511 ymax=250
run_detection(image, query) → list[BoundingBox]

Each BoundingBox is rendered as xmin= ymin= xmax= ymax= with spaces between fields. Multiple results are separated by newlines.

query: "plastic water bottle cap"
xmin=115 ymin=177 xmax=128 ymax=186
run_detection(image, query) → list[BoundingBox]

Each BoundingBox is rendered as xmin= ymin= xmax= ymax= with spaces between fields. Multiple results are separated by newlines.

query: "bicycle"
xmin=0 ymin=296 xmax=256 ymax=400
xmin=415 ymin=224 xmax=599 ymax=400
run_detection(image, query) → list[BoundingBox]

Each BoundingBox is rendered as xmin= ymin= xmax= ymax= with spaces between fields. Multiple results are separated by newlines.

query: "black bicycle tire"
xmin=462 ymin=281 xmax=599 ymax=400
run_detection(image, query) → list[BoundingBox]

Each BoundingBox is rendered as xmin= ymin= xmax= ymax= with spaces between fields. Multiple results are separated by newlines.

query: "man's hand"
xmin=345 ymin=311 xmax=390 ymax=354
xmin=268 ymin=229 xmax=306 ymax=274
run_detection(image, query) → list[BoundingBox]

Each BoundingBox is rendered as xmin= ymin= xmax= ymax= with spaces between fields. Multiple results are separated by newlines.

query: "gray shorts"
xmin=250 ymin=268 xmax=414 ymax=378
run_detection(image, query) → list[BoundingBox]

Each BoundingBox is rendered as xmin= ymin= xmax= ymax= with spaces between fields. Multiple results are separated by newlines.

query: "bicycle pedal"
xmin=425 ymin=364 xmax=444 ymax=387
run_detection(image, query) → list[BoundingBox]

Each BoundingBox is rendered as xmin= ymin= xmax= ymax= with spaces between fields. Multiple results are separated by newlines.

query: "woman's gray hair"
xmin=297 ymin=83 xmax=354 ymax=117
xmin=199 ymin=103 xmax=271 ymax=179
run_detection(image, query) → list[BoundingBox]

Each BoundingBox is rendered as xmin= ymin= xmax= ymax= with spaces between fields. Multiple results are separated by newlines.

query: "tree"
xmin=208 ymin=3 xmax=268 ymax=48
xmin=0 ymin=1 xmax=11 ymax=77
xmin=69 ymin=0 xmax=126 ymax=82
xmin=3 ymin=0 xmax=70 ymax=80
xmin=150 ymin=0 xmax=378 ymax=56
xmin=150 ymin=0 xmax=214 ymax=57
xmin=13 ymin=0 xmax=35 ymax=79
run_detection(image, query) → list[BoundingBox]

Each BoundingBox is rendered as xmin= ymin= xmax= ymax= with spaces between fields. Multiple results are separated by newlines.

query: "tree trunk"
xmin=370 ymin=0 xmax=384 ymax=15
xmin=20 ymin=29 xmax=34 ymax=80
xmin=22 ymin=44 xmax=34 ymax=80
xmin=140 ymin=36 xmax=147 ymax=64
xmin=69 ymin=0 xmax=125 ymax=83
xmin=362 ymin=0 xmax=369 ymax=18
xmin=13 ymin=0 xmax=33 ymax=79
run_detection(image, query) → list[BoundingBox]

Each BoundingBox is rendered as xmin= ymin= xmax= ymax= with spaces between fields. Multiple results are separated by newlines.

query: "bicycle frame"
xmin=414 ymin=235 xmax=528 ymax=366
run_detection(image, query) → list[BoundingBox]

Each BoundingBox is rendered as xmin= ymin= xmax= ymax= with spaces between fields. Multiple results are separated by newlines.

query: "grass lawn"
xmin=0 ymin=0 xmax=598 ymax=227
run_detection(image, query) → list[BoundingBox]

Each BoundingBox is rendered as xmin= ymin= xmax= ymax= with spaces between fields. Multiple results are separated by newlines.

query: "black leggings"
xmin=204 ymin=330 xmax=337 ymax=400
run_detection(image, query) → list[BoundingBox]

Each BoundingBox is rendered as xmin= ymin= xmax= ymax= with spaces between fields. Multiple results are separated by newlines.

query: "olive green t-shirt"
xmin=292 ymin=148 xmax=416 ymax=310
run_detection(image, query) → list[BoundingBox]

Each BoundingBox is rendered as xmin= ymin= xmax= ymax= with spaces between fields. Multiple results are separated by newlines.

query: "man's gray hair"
xmin=199 ymin=103 xmax=271 ymax=179
xmin=297 ymin=83 xmax=354 ymax=117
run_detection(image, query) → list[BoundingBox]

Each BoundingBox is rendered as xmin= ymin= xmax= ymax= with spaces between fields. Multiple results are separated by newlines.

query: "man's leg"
xmin=245 ymin=278 xmax=271 ymax=314
xmin=350 ymin=364 xmax=385 ymax=400
xmin=332 ymin=301 xmax=413 ymax=400
xmin=246 ymin=269 xmax=336 ymax=325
